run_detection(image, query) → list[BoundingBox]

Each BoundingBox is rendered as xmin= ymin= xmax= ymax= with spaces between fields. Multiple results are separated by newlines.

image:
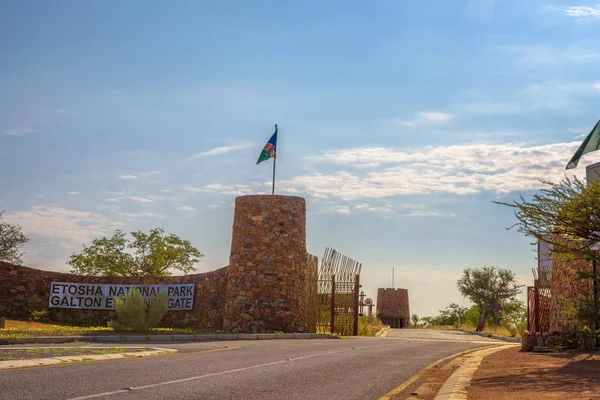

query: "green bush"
xmin=30 ymin=310 xmax=49 ymax=322
xmin=108 ymin=290 xmax=168 ymax=332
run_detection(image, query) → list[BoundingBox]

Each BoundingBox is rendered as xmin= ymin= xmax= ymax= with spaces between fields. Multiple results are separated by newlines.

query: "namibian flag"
xmin=256 ymin=126 xmax=278 ymax=165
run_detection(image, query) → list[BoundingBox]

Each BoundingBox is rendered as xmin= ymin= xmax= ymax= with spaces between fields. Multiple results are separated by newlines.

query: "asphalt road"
xmin=0 ymin=330 xmax=505 ymax=400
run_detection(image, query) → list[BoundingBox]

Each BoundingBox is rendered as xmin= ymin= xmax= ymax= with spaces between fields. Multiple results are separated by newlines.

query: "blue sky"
xmin=2 ymin=0 xmax=600 ymax=317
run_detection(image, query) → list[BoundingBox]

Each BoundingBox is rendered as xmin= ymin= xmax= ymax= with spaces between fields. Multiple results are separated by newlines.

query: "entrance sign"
xmin=48 ymin=282 xmax=195 ymax=310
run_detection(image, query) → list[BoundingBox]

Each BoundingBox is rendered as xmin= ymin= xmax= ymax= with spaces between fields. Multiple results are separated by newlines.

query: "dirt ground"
xmin=468 ymin=347 xmax=600 ymax=400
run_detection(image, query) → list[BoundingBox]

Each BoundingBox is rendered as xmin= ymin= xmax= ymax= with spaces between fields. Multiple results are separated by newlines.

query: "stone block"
xmin=123 ymin=335 xmax=149 ymax=342
xmin=294 ymin=333 xmax=311 ymax=339
xmin=195 ymin=334 xmax=218 ymax=341
xmin=536 ymin=335 xmax=545 ymax=347
xmin=34 ymin=337 xmax=67 ymax=344
xmin=311 ymin=333 xmax=332 ymax=339
xmin=148 ymin=335 xmax=173 ymax=342
xmin=238 ymin=334 xmax=258 ymax=340
xmin=276 ymin=334 xmax=295 ymax=339
xmin=257 ymin=334 xmax=276 ymax=340
xmin=96 ymin=336 xmax=122 ymax=343
xmin=172 ymin=335 xmax=194 ymax=341
xmin=218 ymin=334 xmax=239 ymax=340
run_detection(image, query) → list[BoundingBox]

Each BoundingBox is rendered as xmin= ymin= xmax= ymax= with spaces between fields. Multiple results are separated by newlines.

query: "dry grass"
xmin=1 ymin=319 xmax=221 ymax=338
xmin=423 ymin=323 xmax=522 ymax=338
xmin=358 ymin=315 xmax=384 ymax=336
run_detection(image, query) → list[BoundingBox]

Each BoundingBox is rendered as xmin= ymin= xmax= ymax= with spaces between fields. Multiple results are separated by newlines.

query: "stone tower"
xmin=223 ymin=195 xmax=307 ymax=333
xmin=376 ymin=288 xmax=410 ymax=329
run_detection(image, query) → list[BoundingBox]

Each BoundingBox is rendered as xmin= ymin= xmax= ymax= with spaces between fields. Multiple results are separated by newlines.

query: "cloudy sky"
xmin=2 ymin=0 xmax=600 ymax=317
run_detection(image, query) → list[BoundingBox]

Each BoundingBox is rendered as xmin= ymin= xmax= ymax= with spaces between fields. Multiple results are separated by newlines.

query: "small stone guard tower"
xmin=223 ymin=195 xmax=307 ymax=333
xmin=377 ymin=288 xmax=410 ymax=329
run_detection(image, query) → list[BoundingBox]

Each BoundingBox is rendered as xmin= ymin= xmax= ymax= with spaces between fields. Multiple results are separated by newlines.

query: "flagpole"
xmin=272 ymin=124 xmax=277 ymax=195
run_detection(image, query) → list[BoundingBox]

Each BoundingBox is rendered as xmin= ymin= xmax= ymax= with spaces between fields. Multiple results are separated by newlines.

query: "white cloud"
xmin=336 ymin=207 xmax=350 ymax=214
xmin=106 ymin=198 xmax=119 ymax=202
xmin=184 ymin=185 xmax=203 ymax=193
xmin=400 ymin=112 xmax=454 ymax=127
xmin=118 ymin=171 xmax=161 ymax=180
xmin=176 ymin=205 xmax=195 ymax=212
xmin=188 ymin=144 xmax=254 ymax=162
xmin=119 ymin=212 xmax=163 ymax=219
xmin=5 ymin=128 xmax=36 ymax=136
xmin=5 ymin=206 xmax=110 ymax=248
xmin=281 ymin=141 xmax=586 ymax=200
xmin=550 ymin=4 xmax=600 ymax=18
xmin=67 ymin=191 xmax=79 ymax=195
xmin=185 ymin=183 xmax=253 ymax=196
xmin=129 ymin=195 xmax=163 ymax=203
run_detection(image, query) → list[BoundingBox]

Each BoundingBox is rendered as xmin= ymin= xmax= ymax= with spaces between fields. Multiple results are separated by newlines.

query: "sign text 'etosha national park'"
xmin=48 ymin=282 xmax=195 ymax=310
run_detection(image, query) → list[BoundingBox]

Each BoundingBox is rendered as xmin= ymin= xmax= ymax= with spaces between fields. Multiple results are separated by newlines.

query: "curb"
xmin=375 ymin=326 xmax=391 ymax=338
xmin=0 ymin=347 xmax=177 ymax=371
xmin=0 ymin=332 xmax=335 ymax=345
xmin=457 ymin=329 xmax=521 ymax=343
xmin=433 ymin=344 xmax=517 ymax=400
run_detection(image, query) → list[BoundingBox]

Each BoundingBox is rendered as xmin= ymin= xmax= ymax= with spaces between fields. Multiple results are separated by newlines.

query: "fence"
xmin=306 ymin=247 xmax=362 ymax=336
xmin=528 ymin=265 xmax=551 ymax=333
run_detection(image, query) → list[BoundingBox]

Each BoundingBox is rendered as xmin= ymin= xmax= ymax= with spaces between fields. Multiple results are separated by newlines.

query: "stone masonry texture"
xmin=376 ymin=288 xmax=410 ymax=320
xmin=0 ymin=261 xmax=229 ymax=330
xmin=224 ymin=195 xmax=307 ymax=333
xmin=549 ymin=258 xmax=593 ymax=333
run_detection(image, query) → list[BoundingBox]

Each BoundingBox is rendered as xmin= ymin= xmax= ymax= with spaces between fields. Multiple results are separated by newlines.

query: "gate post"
xmin=534 ymin=280 xmax=540 ymax=333
xmin=330 ymin=275 xmax=336 ymax=334
xmin=353 ymin=274 xmax=360 ymax=336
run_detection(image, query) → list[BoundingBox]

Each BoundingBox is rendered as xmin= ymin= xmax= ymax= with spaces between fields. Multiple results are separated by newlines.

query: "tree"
xmin=496 ymin=176 xmax=600 ymax=343
xmin=500 ymin=299 xmax=527 ymax=337
xmin=69 ymin=228 xmax=203 ymax=277
xmin=457 ymin=266 xmax=522 ymax=331
xmin=495 ymin=176 xmax=600 ymax=261
xmin=411 ymin=314 xmax=420 ymax=327
xmin=444 ymin=303 xmax=468 ymax=326
xmin=0 ymin=210 xmax=29 ymax=265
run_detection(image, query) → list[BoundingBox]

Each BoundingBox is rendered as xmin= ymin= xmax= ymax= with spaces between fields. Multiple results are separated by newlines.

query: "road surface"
xmin=0 ymin=330 xmax=505 ymax=400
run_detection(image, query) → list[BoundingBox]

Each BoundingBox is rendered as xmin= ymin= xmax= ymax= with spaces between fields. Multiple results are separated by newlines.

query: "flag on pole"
xmin=566 ymin=120 xmax=600 ymax=169
xmin=257 ymin=127 xmax=278 ymax=165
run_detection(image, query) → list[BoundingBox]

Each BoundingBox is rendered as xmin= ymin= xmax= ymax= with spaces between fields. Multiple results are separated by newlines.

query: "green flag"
xmin=566 ymin=120 xmax=600 ymax=169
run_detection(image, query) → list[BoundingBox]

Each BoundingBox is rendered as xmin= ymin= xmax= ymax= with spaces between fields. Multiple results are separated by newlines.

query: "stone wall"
xmin=0 ymin=261 xmax=229 ymax=329
xmin=377 ymin=288 xmax=410 ymax=320
xmin=224 ymin=195 xmax=307 ymax=333
xmin=550 ymin=258 xmax=593 ymax=333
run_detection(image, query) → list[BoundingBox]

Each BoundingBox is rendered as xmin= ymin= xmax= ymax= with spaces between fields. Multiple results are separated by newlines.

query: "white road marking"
xmin=68 ymin=344 xmax=384 ymax=400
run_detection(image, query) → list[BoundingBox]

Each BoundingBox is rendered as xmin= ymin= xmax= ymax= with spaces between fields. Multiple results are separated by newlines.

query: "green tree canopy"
xmin=411 ymin=314 xmax=420 ymax=326
xmin=0 ymin=210 xmax=29 ymax=265
xmin=457 ymin=266 xmax=522 ymax=331
xmin=69 ymin=228 xmax=203 ymax=277
xmin=495 ymin=176 xmax=600 ymax=262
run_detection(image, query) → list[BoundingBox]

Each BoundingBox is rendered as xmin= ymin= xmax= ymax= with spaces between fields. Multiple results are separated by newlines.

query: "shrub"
xmin=30 ymin=310 xmax=49 ymax=322
xmin=358 ymin=315 xmax=384 ymax=336
xmin=108 ymin=290 xmax=168 ymax=332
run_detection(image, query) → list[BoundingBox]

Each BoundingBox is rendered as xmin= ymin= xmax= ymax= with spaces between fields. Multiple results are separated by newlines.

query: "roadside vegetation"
xmin=0 ymin=319 xmax=224 ymax=339
xmin=358 ymin=315 xmax=383 ymax=336
xmin=497 ymin=176 xmax=600 ymax=348
xmin=418 ymin=298 xmax=527 ymax=338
